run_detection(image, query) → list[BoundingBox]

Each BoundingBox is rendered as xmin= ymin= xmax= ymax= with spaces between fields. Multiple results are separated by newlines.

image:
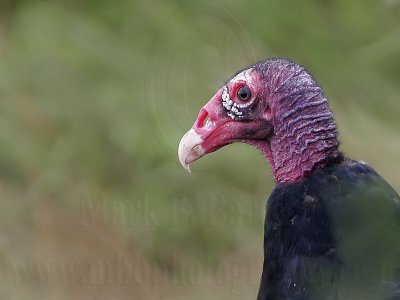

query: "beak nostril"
xmin=196 ymin=109 xmax=210 ymax=128
xmin=203 ymin=115 xmax=210 ymax=127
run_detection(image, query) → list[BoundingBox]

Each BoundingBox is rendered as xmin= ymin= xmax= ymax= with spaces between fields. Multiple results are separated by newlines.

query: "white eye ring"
xmin=222 ymin=86 xmax=245 ymax=120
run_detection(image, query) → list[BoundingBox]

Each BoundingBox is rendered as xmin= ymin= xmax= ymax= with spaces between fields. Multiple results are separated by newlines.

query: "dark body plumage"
xmin=258 ymin=155 xmax=400 ymax=300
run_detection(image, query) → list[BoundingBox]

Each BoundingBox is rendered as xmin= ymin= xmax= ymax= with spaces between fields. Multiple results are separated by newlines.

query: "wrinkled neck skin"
xmin=250 ymin=60 xmax=340 ymax=184
xmin=250 ymin=136 xmax=339 ymax=184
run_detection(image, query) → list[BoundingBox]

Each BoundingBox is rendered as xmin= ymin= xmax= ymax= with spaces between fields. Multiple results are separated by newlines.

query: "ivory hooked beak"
xmin=178 ymin=129 xmax=205 ymax=173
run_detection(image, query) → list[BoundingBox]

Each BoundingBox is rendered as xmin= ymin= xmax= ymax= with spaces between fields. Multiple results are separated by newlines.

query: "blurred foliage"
xmin=0 ymin=0 xmax=399 ymax=299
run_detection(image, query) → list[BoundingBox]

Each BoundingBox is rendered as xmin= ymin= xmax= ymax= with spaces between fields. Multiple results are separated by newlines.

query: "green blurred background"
xmin=0 ymin=0 xmax=399 ymax=299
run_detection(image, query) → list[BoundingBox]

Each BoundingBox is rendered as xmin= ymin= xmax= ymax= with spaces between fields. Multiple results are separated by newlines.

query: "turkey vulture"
xmin=178 ymin=58 xmax=400 ymax=300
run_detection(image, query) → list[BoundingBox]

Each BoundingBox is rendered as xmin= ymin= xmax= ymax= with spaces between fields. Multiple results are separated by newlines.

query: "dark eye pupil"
xmin=237 ymin=86 xmax=251 ymax=101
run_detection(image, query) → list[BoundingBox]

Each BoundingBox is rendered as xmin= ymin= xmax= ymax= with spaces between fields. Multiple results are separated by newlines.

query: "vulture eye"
xmin=237 ymin=86 xmax=251 ymax=101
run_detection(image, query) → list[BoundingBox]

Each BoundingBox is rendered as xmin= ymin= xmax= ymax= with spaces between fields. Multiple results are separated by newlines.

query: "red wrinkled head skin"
xmin=179 ymin=58 xmax=340 ymax=183
xmin=191 ymin=68 xmax=274 ymax=153
xmin=250 ymin=59 xmax=339 ymax=183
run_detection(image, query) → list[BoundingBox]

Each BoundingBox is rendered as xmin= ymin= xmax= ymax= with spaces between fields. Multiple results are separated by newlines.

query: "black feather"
xmin=257 ymin=157 xmax=400 ymax=300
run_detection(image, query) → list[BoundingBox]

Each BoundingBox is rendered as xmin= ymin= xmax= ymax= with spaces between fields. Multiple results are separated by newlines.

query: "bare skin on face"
xmin=178 ymin=59 xmax=339 ymax=183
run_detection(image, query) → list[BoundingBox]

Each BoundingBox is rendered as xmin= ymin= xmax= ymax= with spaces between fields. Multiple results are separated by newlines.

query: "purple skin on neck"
xmin=249 ymin=60 xmax=339 ymax=183
xmin=178 ymin=58 xmax=340 ymax=184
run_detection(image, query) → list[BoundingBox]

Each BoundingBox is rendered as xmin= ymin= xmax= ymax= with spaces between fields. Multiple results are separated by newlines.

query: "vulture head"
xmin=178 ymin=58 xmax=340 ymax=183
